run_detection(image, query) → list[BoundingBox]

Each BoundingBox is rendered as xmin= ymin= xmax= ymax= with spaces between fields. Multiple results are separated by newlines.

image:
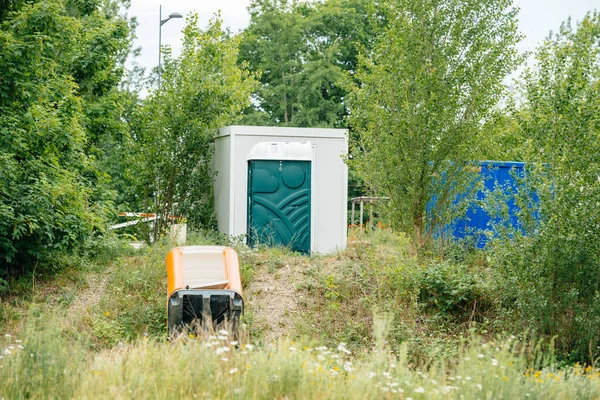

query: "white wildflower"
xmin=343 ymin=362 xmax=353 ymax=372
xmin=229 ymin=368 xmax=238 ymax=374
xmin=478 ymin=354 xmax=485 ymax=359
xmin=491 ymin=358 xmax=499 ymax=366
xmin=289 ymin=347 xmax=297 ymax=352
xmin=219 ymin=329 xmax=229 ymax=336
xmin=466 ymin=376 xmax=472 ymax=381
xmin=476 ymin=384 xmax=483 ymax=390
xmin=414 ymin=387 xmax=425 ymax=393
xmin=216 ymin=347 xmax=230 ymax=355
xmin=230 ymin=341 xmax=239 ymax=346
xmin=337 ymin=343 xmax=351 ymax=355
xmin=368 ymin=372 xmax=377 ymax=379
xmin=245 ymin=344 xmax=254 ymax=350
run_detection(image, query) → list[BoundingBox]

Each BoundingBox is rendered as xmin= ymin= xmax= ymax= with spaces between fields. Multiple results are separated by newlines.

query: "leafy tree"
xmin=0 ymin=1 xmax=98 ymax=275
xmin=239 ymin=0 xmax=307 ymax=125
xmin=0 ymin=0 xmax=133 ymax=280
xmin=135 ymin=14 xmax=257 ymax=236
xmin=0 ymin=0 xmax=25 ymax=21
xmin=68 ymin=0 xmax=136 ymax=219
xmin=239 ymin=0 xmax=385 ymax=128
xmin=491 ymin=12 xmax=600 ymax=362
xmin=348 ymin=0 xmax=523 ymax=248
xmin=477 ymin=109 xmax=528 ymax=161
xmin=307 ymin=0 xmax=385 ymax=77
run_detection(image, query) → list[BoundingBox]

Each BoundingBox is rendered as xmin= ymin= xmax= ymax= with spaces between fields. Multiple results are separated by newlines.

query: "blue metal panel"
xmin=447 ymin=161 xmax=527 ymax=248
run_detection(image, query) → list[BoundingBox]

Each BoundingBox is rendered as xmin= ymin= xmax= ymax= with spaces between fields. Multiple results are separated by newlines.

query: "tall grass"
xmin=2 ymin=317 xmax=600 ymax=399
xmin=3 ymin=229 xmax=600 ymax=398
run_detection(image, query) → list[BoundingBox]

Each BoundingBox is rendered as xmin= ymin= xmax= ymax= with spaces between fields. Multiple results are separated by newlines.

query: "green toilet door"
xmin=247 ymin=160 xmax=311 ymax=253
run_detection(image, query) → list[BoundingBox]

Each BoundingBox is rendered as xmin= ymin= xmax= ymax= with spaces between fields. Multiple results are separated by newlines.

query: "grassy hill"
xmin=1 ymin=230 xmax=600 ymax=398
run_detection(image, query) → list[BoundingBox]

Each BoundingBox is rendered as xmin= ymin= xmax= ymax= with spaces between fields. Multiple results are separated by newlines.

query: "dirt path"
xmin=243 ymin=255 xmax=312 ymax=343
xmin=67 ymin=271 xmax=110 ymax=318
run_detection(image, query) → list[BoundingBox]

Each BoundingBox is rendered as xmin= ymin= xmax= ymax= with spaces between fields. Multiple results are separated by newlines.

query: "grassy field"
xmin=1 ymin=230 xmax=600 ymax=399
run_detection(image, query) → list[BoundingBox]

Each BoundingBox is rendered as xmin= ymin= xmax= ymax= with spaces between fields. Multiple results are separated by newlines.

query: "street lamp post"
xmin=158 ymin=5 xmax=183 ymax=89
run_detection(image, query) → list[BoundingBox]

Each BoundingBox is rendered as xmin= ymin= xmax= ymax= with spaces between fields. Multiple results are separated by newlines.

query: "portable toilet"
xmin=213 ymin=126 xmax=348 ymax=254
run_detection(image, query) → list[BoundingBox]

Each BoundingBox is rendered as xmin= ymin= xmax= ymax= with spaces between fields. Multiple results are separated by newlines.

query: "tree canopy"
xmin=491 ymin=11 xmax=600 ymax=361
xmin=238 ymin=0 xmax=385 ymax=128
xmin=347 ymin=0 xmax=523 ymax=247
xmin=0 ymin=0 xmax=132 ymax=275
xmin=132 ymin=15 xmax=257 ymax=236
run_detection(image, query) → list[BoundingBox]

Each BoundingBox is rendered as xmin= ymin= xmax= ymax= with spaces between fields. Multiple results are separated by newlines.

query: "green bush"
xmin=418 ymin=262 xmax=494 ymax=320
xmin=0 ymin=0 xmax=132 ymax=279
xmin=487 ymin=12 xmax=600 ymax=363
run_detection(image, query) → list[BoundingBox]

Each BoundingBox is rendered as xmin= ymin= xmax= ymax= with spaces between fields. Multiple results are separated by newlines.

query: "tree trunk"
xmin=281 ymin=66 xmax=288 ymax=124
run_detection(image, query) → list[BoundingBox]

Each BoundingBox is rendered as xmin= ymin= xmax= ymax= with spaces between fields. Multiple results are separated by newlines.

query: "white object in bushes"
xmin=170 ymin=223 xmax=187 ymax=245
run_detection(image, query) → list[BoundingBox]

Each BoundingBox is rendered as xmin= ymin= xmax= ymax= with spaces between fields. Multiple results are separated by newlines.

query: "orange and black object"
xmin=166 ymin=246 xmax=244 ymax=336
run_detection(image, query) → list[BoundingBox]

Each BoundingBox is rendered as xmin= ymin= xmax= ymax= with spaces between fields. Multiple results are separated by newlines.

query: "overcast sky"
xmin=127 ymin=0 xmax=598 ymax=77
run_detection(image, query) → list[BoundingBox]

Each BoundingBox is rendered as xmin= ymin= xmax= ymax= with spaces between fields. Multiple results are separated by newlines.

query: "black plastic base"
xmin=167 ymin=289 xmax=244 ymax=337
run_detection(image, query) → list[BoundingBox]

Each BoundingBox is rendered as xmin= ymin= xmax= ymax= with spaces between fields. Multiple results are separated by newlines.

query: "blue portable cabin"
xmin=449 ymin=161 xmax=528 ymax=248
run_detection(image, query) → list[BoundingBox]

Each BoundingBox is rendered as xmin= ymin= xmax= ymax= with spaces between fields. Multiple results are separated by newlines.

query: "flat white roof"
xmin=217 ymin=125 xmax=347 ymax=139
xmin=246 ymin=141 xmax=312 ymax=161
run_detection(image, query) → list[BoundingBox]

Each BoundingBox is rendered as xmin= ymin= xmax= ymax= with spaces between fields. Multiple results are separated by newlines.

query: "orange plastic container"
xmin=165 ymin=246 xmax=244 ymax=335
xmin=166 ymin=246 xmax=243 ymax=297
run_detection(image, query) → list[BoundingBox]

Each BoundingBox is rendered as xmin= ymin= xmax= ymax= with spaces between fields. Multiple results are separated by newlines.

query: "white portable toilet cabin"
xmin=213 ymin=126 xmax=348 ymax=254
